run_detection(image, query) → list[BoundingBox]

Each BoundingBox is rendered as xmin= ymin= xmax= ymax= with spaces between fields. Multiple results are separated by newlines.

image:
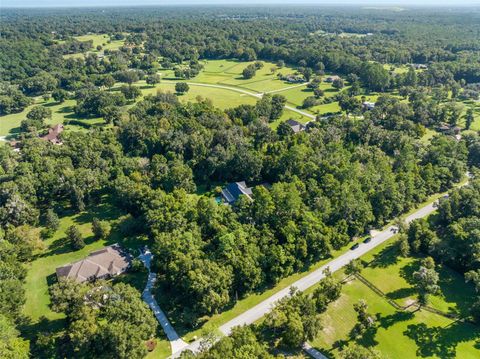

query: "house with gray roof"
xmin=221 ymin=181 xmax=253 ymax=205
xmin=362 ymin=101 xmax=376 ymax=111
xmin=286 ymin=119 xmax=306 ymax=133
xmin=56 ymin=244 xmax=131 ymax=283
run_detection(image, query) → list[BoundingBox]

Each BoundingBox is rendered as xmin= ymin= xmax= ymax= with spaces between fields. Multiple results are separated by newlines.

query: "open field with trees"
xmin=310 ymin=272 xmax=480 ymax=358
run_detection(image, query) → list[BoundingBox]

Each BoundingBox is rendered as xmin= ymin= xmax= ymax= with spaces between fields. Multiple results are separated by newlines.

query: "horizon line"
xmin=2 ymin=3 xmax=480 ymax=9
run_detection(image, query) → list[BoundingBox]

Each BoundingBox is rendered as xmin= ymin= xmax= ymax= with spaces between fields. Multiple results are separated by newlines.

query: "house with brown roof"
xmin=56 ymin=244 xmax=132 ymax=283
xmin=41 ymin=124 xmax=64 ymax=145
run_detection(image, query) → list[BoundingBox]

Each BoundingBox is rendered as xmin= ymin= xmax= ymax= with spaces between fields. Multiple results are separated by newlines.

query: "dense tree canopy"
xmin=0 ymin=5 xmax=479 ymax=358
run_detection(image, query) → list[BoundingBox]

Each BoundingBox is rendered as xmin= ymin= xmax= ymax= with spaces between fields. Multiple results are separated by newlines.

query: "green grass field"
xmin=139 ymin=81 xmax=258 ymax=109
xmin=0 ymin=98 xmax=104 ymax=138
xmin=361 ymin=240 xmax=477 ymax=316
xmin=458 ymin=100 xmax=480 ymax=132
xmin=22 ymin=201 xmax=132 ymax=322
xmin=308 ymin=237 xmax=480 ymax=358
xmin=193 ymin=59 xmax=303 ymax=93
xmin=310 ymin=275 xmax=480 ymax=359
xmin=383 ymin=63 xmax=410 ymax=74
xmin=63 ymin=34 xmax=126 ymax=59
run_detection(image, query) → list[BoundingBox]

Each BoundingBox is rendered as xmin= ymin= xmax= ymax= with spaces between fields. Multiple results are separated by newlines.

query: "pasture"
xmin=309 ymin=239 xmax=480 ymax=359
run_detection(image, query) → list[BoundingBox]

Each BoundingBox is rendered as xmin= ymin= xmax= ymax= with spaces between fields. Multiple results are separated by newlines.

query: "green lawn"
xmin=0 ymin=98 xmax=104 ymax=138
xmin=74 ymin=34 xmax=125 ymax=52
xmin=278 ymin=85 xmax=314 ymax=107
xmin=310 ymin=101 xmax=342 ymax=116
xmin=145 ymin=337 xmax=170 ymax=359
xmin=22 ymin=201 xmax=131 ymax=323
xmin=79 ymin=33 xmax=125 ymax=51
xmin=383 ymin=63 xmax=411 ymax=74
xmin=309 ymin=275 xmax=480 ymax=359
xmin=457 ymin=101 xmax=480 ymax=132
xmin=62 ymin=34 xmax=126 ymax=59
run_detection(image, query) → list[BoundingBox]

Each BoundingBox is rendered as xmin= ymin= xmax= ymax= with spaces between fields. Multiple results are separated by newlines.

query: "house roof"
xmin=41 ymin=124 xmax=64 ymax=144
xmin=56 ymin=244 xmax=131 ymax=283
xmin=286 ymin=119 xmax=306 ymax=133
xmin=325 ymin=75 xmax=341 ymax=82
xmin=221 ymin=181 xmax=253 ymax=204
xmin=363 ymin=101 xmax=376 ymax=110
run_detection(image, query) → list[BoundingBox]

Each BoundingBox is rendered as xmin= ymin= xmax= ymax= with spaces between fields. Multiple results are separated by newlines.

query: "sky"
xmin=2 ymin=0 xmax=479 ymax=8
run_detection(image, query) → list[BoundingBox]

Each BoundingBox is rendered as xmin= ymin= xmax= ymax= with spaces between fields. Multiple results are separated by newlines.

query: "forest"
xmin=0 ymin=5 xmax=479 ymax=359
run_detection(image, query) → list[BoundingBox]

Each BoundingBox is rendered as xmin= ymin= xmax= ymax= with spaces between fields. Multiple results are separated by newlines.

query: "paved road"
xmin=171 ymin=199 xmax=440 ymax=358
xmin=303 ymin=343 xmax=328 ymax=359
xmin=164 ymin=80 xmax=318 ymax=121
xmin=265 ymin=82 xmax=309 ymax=94
xmin=139 ymin=248 xmax=189 ymax=355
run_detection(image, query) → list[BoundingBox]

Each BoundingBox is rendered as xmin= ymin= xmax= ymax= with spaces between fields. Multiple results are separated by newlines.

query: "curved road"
xmin=171 ymin=199 xmax=442 ymax=357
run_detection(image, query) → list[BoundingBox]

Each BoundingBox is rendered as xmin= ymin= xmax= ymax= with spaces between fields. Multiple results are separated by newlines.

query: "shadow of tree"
xmin=399 ymin=260 xmax=420 ymax=285
xmin=348 ymin=320 xmax=380 ymax=348
xmin=331 ymin=338 xmax=349 ymax=351
xmin=368 ymin=242 xmax=400 ymax=269
xmin=356 ymin=326 xmax=379 ymax=348
xmin=19 ymin=316 xmax=66 ymax=342
xmin=386 ymin=287 xmax=416 ymax=301
xmin=7 ymin=127 xmax=21 ymax=136
xmin=404 ymin=322 xmax=480 ymax=358
xmin=44 ymin=101 xmax=60 ymax=107
xmin=57 ymin=105 xmax=74 ymax=114
xmin=41 ymin=234 xmax=96 ymax=257
xmin=20 ymin=316 xmax=68 ymax=358
xmin=377 ymin=310 xmax=415 ymax=329
xmin=73 ymin=201 xmax=122 ymax=225
xmin=435 ymin=266 xmax=477 ymax=318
